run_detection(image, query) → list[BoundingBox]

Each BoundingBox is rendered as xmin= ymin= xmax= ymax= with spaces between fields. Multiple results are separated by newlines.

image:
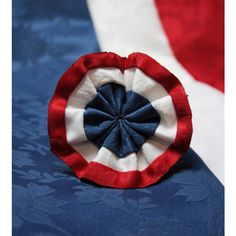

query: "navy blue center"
xmin=84 ymin=83 xmax=160 ymax=158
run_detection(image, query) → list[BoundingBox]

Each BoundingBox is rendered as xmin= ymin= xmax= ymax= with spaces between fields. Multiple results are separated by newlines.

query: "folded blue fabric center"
xmin=84 ymin=83 xmax=160 ymax=158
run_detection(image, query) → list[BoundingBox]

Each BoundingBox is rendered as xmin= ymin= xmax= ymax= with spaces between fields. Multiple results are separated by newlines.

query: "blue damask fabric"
xmin=13 ymin=0 xmax=224 ymax=235
xmin=84 ymin=83 xmax=160 ymax=158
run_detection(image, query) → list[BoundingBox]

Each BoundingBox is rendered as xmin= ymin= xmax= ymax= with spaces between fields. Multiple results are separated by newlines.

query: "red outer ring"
xmin=48 ymin=52 xmax=192 ymax=188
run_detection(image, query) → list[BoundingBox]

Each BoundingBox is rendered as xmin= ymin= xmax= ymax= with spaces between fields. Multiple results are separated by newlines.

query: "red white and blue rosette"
xmin=48 ymin=52 xmax=192 ymax=188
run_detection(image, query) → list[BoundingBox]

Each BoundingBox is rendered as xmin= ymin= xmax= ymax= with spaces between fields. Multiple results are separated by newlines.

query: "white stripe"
xmin=87 ymin=0 xmax=224 ymax=183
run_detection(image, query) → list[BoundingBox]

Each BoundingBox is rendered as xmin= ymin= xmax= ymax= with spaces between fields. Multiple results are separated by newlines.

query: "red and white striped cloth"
xmin=87 ymin=0 xmax=224 ymax=184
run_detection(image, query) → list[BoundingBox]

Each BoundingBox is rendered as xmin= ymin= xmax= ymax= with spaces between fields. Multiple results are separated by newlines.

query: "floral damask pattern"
xmin=13 ymin=0 xmax=224 ymax=235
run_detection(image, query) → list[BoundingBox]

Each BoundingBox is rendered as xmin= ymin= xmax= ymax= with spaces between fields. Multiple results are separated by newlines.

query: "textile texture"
xmin=13 ymin=0 xmax=224 ymax=235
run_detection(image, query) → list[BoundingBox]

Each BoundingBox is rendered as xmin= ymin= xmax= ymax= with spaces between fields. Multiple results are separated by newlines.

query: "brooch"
xmin=48 ymin=52 xmax=192 ymax=188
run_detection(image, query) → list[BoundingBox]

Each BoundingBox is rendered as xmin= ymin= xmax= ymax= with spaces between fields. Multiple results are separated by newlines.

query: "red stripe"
xmin=154 ymin=0 xmax=224 ymax=92
xmin=48 ymin=52 xmax=192 ymax=188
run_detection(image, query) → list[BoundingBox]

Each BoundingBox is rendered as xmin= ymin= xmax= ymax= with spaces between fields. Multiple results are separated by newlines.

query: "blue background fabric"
xmin=84 ymin=83 xmax=160 ymax=158
xmin=13 ymin=0 xmax=224 ymax=235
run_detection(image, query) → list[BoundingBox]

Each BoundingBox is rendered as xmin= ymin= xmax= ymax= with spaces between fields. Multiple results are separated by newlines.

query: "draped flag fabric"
xmin=13 ymin=0 xmax=224 ymax=235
